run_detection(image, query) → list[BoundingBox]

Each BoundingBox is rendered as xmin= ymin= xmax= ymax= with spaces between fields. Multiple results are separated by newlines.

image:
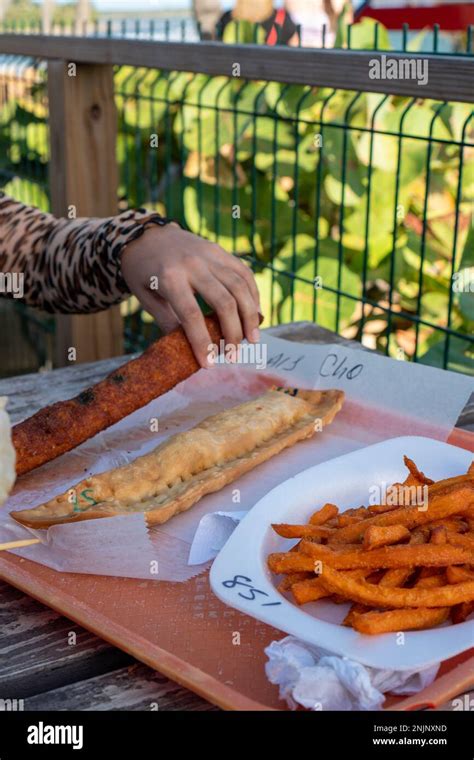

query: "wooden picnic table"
xmin=0 ymin=323 xmax=472 ymax=711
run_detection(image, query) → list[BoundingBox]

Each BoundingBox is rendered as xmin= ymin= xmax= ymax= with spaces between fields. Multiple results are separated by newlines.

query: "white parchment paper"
xmin=1 ymin=331 xmax=471 ymax=581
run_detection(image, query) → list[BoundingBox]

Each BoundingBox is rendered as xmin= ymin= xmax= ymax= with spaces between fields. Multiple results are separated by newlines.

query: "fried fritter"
xmin=13 ymin=314 xmax=222 ymax=476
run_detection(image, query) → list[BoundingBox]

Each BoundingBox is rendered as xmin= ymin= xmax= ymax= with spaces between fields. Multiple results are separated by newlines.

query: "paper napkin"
xmin=188 ymin=510 xmax=248 ymax=565
xmin=265 ymin=636 xmax=439 ymax=711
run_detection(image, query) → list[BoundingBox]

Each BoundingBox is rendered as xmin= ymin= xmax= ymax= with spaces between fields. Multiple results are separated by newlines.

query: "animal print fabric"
xmin=0 ymin=192 xmax=173 ymax=314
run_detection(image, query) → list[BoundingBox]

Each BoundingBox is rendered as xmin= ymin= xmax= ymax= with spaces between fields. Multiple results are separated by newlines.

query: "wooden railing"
xmin=2 ymin=34 xmax=474 ymax=101
xmin=1 ymin=34 xmax=473 ymax=365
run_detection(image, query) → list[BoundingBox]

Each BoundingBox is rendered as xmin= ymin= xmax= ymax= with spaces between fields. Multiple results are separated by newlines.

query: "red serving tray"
xmin=0 ymin=425 xmax=472 ymax=710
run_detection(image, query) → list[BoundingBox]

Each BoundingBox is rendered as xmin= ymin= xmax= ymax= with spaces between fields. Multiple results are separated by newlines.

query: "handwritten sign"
xmin=319 ymin=353 xmax=363 ymax=381
xmin=222 ymin=575 xmax=281 ymax=606
xmin=267 ymin=348 xmax=364 ymax=383
xmin=267 ymin=353 xmax=305 ymax=373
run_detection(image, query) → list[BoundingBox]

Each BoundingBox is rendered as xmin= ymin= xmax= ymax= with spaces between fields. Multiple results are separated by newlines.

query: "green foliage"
xmin=4 ymin=0 xmax=98 ymax=27
xmin=3 ymin=0 xmax=97 ymax=28
xmin=3 ymin=18 xmax=473 ymax=374
xmin=222 ymin=19 xmax=266 ymax=45
xmin=4 ymin=0 xmax=40 ymax=25
xmin=109 ymin=39 xmax=474 ymax=374
xmin=0 ymin=64 xmax=49 ymax=211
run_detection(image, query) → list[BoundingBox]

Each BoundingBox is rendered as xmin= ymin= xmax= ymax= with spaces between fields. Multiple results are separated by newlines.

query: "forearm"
xmin=0 ymin=192 xmax=171 ymax=314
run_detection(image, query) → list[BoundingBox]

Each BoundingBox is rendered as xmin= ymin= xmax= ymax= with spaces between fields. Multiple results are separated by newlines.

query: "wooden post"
xmin=48 ymin=60 xmax=124 ymax=366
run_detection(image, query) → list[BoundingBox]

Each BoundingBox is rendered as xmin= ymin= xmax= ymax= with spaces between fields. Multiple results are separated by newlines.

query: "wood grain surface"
xmin=1 ymin=35 xmax=473 ymax=103
xmin=0 ymin=323 xmax=472 ymax=711
xmin=48 ymin=59 xmax=123 ymax=365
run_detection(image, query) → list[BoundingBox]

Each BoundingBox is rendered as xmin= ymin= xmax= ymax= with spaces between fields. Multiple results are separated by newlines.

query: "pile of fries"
xmin=268 ymin=457 xmax=474 ymax=635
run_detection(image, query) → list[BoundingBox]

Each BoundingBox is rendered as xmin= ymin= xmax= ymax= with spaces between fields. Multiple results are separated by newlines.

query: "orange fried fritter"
xmin=13 ymin=314 xmax=222 ymax=476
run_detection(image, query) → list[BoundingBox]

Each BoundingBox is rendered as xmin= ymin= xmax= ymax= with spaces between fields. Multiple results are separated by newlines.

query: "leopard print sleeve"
xmin=0 ymin=192 xmax=174 ymax=314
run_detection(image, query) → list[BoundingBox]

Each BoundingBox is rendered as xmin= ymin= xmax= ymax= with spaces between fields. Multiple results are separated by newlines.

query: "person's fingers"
xmin=135 ymin=288 xmax=180 ymax=334
xmin=194 ymin=275 xmax=244 ymax=348
xmin=207 ymin=245 xmax=260 ymax=310
xmin=230 ymin=257 xmax=261 ymax=310
xmin=216 ymin=269 xmax=260 ymax=343
xmin=160 ymin=278 xmax=213 ymax=367
xmin=149 ymin=299 xmax=181 ymax=335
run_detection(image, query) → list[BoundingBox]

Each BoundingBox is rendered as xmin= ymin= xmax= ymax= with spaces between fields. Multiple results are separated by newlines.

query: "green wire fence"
xmin=0 ymin=54 xmax=54 ymax=377
xmin=0 ymin=19 xmax=473 ymax=376
xmin=0 ymin=16 xmax=473 ymax=55
xmin=115 ymin=64 xmax=474 ymax=371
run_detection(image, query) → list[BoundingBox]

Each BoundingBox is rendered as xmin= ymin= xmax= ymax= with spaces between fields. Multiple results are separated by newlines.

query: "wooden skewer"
xmin=0 ymin=538 xmax=42 ymax=552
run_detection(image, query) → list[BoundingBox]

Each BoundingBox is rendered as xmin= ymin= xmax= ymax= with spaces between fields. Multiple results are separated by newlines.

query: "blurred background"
xmin=0 ymin=1 xmax=473 ymax=378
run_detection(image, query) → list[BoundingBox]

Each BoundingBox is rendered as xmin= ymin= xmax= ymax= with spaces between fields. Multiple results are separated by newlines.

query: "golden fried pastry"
xmin=11 ymin=388 xmax=344 ymax=528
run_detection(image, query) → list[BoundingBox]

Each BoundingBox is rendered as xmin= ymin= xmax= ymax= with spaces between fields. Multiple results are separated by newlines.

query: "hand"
xmin=121 ymin=224 xmax=261 ymax=368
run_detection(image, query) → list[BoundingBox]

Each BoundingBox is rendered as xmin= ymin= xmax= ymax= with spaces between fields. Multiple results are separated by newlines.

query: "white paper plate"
xmin=210 ymin=436 xmax=474 ymax=670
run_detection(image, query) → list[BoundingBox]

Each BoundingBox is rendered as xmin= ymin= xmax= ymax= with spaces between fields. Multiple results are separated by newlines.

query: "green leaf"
xmin=342 ymin=169 xmax=411 ymax=267
xmin=459 ymin=288 xmax=474 ymax=322
xmin=254 ymin=267 xmax=284 ymax=326
xmin=26 ymin=121 xmax=48 ymax=157
xmin=183 ymin=182 xmax=252 ymax=252
xmin=222 ymin=19 xmax=266 ymax=45
xmin=382 ymin=103 xmax=452 ymax=142
xmin=406 ymin=29 xmax=429 ymax=53
xmin=460 ymin=223 xmax=474 ymax=269
xmin=264 ymin=83 xmax=320 ymax=121
xmin=281 ymin=256 xmax=360 ymax=330
xmin=401 ymin=245 xmax=450 ymax=291
xmin=335 ymin=17 xmax=391 ymax=51
xmin=419 ymin=336 xmax=474 ymax=375
xmin=420 ymin=291 xmax=449 ymax=322
xmin=323 ymin=127 xmax=366 ymax=206
xmin=238 ymin=117 xmax=295 ymax=164
xmin=453 ymin=268 xmax=474 ymax=321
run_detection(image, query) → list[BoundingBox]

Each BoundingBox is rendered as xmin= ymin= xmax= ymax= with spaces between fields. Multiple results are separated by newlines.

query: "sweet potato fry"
xmin=318 ymin=565 xmax=474 ymax=608
xmin=299 ymin=540 xmax=472 ymax=570
xmin=363 ymin=524 xmax=410 ymax=550
xmin=267 ymin=552 xmax=316 ymax=574
xmin=426 ymin=517 xmax=467 ymax=531
xmin=414 ymin=574 xmax=446 ymax=589
xmin=430 ymin=526 xmax=447 ymax=545
xmin=417 ymin=566 xmax=442 ymax=579
xmin=278 ymin=572 xmax=313 ymax=592
xmin=446 ymin=566 xmax=474 ymax=584
xmin=343 ymin=603 xmax=368 ymax=627
xmin=291 ymin=569 xmax=367 ymax=605
xmin=271 ymin=523 xmax=334 ymax=539
xmin=451 ymin=600 xmax=474 ymax=624
xmin=409 ymin=527 xmax=429 ymax=545
xmin=309 ymin=503 xmax=339 ymax=525
xmin=351 ymin=607 xmax=450 ymax=634
xmin=267 ymin=459 xmax=474 ymax=635
xmin=403 ymin=456 xmax=435 ymax=487
xmin=290 ymin=577 xmax=330 ymax=604
xmin=337 ymin=514 xmax=366 ymax=527
xmin=378 ymin=567 xmax=414 ymax=587
xmin=446 ymin=532 xmax=474 ymax=551
xmin=328 ymin=483 xmax=474 ymax=544
xmin=367 ymin=503 xmax=401 ymax=515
